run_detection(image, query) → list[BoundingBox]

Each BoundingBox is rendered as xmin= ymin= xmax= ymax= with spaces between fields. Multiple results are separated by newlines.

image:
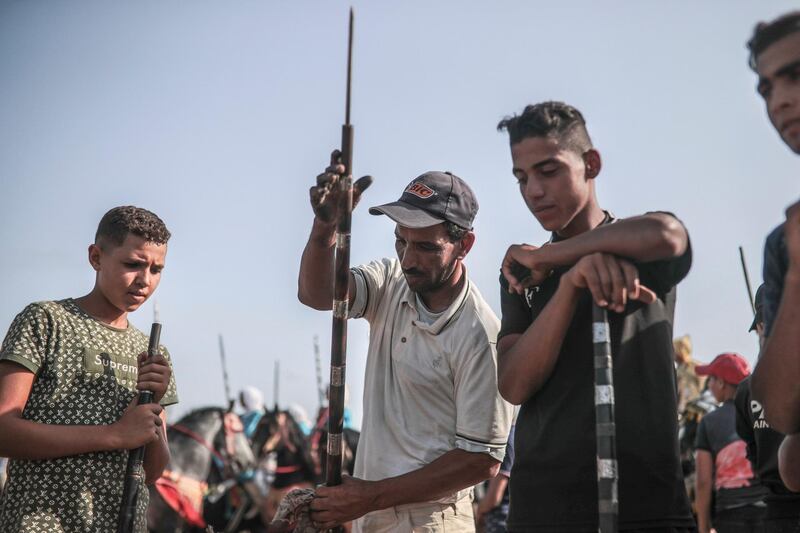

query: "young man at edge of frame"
xmin=745 ymin=11 xmax=800 ymax=492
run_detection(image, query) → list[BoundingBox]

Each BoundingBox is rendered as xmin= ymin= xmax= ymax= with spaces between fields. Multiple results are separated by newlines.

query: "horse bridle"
xmin=169 ymin=410 xmax=246 ymax=473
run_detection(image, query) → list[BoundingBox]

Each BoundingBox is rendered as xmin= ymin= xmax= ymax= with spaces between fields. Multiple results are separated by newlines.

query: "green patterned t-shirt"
xmin=0 ymin=299 xmax=179 ymax=533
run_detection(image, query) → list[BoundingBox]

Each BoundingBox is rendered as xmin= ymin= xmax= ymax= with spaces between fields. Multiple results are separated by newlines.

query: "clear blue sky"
xmin=1 ymin=1 xmax=797 ymax=428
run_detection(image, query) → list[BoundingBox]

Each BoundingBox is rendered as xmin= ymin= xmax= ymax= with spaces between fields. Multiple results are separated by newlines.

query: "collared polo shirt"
xmin=350 ymin=258 xmax=512 ymax=504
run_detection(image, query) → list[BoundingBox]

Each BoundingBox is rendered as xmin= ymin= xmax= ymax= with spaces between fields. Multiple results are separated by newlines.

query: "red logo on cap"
xmin=405 ymin=182 xmax=435 ymax=199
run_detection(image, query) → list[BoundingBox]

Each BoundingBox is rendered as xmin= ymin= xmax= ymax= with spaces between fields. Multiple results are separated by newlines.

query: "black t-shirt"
xmin=695 ymin=400 xmax=769 ymax=512
xmin=500 ymin=213 xmax=695 ymax=532
xmin=762 ymin=223 xmax=788 ymax=337
xmin=735 ymin=377 xmax=800 ymax=519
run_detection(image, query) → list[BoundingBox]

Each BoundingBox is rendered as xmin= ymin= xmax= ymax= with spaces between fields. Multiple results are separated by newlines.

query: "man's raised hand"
xmin=310 ymin=149 xmax=372 ymax=224
xmin=565 ymin=252 xmax=656 ymax=313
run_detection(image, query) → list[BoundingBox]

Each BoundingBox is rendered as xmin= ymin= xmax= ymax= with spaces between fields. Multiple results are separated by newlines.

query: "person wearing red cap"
xmin=694 ymin=353 xmax=768 ymax=533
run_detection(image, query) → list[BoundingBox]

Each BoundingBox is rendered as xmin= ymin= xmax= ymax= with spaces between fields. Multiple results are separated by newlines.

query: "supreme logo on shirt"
xmin=83 ymin=347 xmax=138 ymax=380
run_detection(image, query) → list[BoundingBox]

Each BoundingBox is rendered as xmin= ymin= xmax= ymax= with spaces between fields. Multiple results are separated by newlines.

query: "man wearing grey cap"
xmin=298 ymin=151 xmax=513 ymax=533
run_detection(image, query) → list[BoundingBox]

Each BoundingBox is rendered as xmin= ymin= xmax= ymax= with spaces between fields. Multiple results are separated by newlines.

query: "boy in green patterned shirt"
xmin=0 ymin=206 xmax=179 ymax=532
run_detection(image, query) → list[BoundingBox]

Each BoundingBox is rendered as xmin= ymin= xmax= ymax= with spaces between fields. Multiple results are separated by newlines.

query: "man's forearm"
xmin=498 ymin=277 xmax=579 ymax=405
xmin=695 ymin=450 xmax=714 ymax=533
xmin=372 ymin=448 xmax=499 ymax=510
xmin=542 ymin=213 xmax=688 ymax=266
xmin=0 ymin=415 xmax=117 ymax=459
xmin=298 ymin=218 xmax=338 ymax=310
xmin=752 ymin=272 xmax=800 ymax=433
xmin=779 ymin=433 xmax=800 ymax=492
xmin=695 ymin=488 xmax=712 ymax=533
xmin=478 ymin=475 xmax=508 ymax=514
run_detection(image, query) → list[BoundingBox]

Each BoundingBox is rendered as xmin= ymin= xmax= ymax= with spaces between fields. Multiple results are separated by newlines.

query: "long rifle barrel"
xmin=344 ymin=8 xmax=353 ymax=126
xmin=117 ymin=322 xmax=161 ymax=533
xmin=219 ymin=334 xmax=234 ymax=410
xmin=274 ymin=360 xmax=280 ymax=410
xmin=738 ymin=246 xmax=756 ymax=316
xmin=326 ymin=8 xmax=355 ymax=499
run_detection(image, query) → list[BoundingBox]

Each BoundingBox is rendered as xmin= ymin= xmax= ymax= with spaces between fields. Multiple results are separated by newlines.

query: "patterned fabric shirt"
xmin=0 ymin=299 xmax=179 ymax=533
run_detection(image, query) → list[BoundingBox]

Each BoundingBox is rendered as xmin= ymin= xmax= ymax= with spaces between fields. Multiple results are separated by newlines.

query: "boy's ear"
xmin=583 ymin=149 xmax=602 ymax=180
xmin=88 ymin=244 xmax=103 ymax=271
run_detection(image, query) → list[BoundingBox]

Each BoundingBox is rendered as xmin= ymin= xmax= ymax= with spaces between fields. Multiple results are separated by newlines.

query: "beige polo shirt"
xmin=350 ymin=258 xmax=513 ymax=504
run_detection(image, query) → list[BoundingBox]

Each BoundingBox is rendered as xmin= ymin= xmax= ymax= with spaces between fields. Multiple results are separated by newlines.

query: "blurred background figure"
xmin=475 ymin=425 xmax=515 ymax=533
xmin=240 ymin=385 xmax=266 ymax=439
xmin=694 ymin=353 xmax=768 ymax=533
xmin=287 ymin=403 xmax=312 ymax=436
xmin=676 ymin=334 xmax=717 ymax=508
xmin=675 ymin=335 xmax=705 ymax=413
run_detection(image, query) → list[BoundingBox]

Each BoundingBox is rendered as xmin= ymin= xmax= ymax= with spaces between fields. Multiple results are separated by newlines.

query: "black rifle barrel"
xmin=219 ymin=334 xmax=234 ymax=411
xmin=593 ymin=305 xmax=618 ymax=533
xmin=117 ymin=322 xmax=161 ymax=533
xmin=738 ymin=246 xmax=756 ymax=315
xmin=325 ymin=8 xmax=354 ymax=504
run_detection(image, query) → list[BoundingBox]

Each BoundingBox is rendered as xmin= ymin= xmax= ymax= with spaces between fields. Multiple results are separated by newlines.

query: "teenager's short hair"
xmin=747 ymin=11 xmax=800 ymax=70
xmin=95 ymin=206 xmax=171 ymax=248
xmin=497 ymin=101 xmax=593 ymax=153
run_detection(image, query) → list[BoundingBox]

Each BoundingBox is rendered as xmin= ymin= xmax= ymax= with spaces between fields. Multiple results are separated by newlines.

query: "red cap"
xmin=695 ymin=352 xmax=751 ymax=385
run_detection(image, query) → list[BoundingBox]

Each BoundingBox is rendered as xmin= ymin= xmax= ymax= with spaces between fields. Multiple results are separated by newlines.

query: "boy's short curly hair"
xmin=747 ymin=11 xmax=800 ymax=70
xmin=497 ymin=101 xmax=593 ymax=154
xmin=95 ymin=206 xmax=171 ymax=249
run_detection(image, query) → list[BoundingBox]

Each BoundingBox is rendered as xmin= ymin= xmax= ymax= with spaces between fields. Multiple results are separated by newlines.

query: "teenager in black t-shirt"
xmin=496 ymin=101 xmax=695 ymax=532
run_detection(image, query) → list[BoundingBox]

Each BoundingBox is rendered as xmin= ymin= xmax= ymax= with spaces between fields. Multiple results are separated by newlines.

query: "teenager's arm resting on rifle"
xmin=0 ymin=352 xmax=172 ymax=484
xmin=498 ymin=213 xmax=688 ymax=405
xmin=298 ymin=150 xmax=372 ymax=311
xmin=752 ymin=201 xmax=800 ymax=433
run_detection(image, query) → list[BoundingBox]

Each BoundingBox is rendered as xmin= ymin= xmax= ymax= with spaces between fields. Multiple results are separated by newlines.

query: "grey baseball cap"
xmin=368 ymin=171 xmax=478 ymax=229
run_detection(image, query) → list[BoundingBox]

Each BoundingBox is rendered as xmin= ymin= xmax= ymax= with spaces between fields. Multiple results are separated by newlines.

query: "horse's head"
xmin=167 ymin=406 xmax=256 ymax=479
xmin=252 ymin=408 xmax=309 ymax=458
xmin=148 ymin=406 xmax=257 ymax=532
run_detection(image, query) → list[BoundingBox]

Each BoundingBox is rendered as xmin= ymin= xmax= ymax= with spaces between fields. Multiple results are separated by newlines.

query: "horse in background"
xmin=309 ymin=406 xmax=360 ymax=481
xmin=147 ymin=406 xmax=257 ymax=533
xmin=250 ymin=408 xmax=318 ymax=525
